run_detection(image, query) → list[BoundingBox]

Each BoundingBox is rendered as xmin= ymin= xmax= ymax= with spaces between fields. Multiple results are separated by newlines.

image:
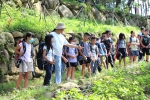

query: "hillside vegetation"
xmin=0 ymin=5 xmax=139 ymax=37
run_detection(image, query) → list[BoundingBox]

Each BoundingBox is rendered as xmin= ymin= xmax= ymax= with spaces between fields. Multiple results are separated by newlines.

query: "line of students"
xmin=15 ymin=22 xmax=150 ymax=90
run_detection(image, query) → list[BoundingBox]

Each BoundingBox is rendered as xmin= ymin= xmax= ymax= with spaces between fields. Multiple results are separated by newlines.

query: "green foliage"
xmin=54 ymin=62 xmax=150 ymax=100
xmin=0 ymin=5 xmax=139 ymax=37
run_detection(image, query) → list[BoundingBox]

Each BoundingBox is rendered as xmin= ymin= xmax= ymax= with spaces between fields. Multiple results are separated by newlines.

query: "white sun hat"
xmin=55 ymin=22 xmax=66 ymax=29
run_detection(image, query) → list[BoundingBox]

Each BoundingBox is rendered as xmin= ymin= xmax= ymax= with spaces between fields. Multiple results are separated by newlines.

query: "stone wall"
xmin=0 ymin=31 xmax=43 ymax=82
xmin=12 ymin=0 xmax=148 ymax=27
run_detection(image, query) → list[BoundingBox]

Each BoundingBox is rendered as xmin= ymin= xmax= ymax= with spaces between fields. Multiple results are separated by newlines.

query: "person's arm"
xmin=108 ymin=43 xmax=112 ymax=55
xmin=42 ymin=49 xmax=54 ymax=64
xmin=140 ymin=37 xmax=145 ymax=48
xmin=15 ymin=45 xmax=22 ymax=55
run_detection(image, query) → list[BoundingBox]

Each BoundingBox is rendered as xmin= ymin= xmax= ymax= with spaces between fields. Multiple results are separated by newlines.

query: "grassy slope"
xmin=0 ymin=5 xmax=139 ymax=37
xmin=0 ymin=62 xmax=150 ymax=100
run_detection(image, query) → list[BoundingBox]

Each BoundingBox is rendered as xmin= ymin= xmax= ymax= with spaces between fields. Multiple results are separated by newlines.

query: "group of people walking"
xmin=14 ymin=22 xmax=150 ymax=90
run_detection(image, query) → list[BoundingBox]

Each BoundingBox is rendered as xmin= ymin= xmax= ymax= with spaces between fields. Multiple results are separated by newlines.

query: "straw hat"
xmin=55 ymin=22 xmax=66 ymax=29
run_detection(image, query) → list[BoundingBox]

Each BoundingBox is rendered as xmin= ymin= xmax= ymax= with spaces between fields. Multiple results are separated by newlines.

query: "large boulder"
xmin=3 ymin=32 xmax=15 ymax=43
xmin=12 ymin=31 xmax=23 ymax=38
xmin=0 ymin=33 xmax=6 ymax=45
xmin=92 ymin=8 xmax=106 ymax=22
xmin=6 ymin=43 xmax=15 ymax=54
xmin=58 ymin=82 xmax=79 ymax=90
xmin=0 ymin=49 xmax=9 ymax=75
xmin=33 ymin=38 xmax=39 ymax=46
xmin=58 ymin=5 xmax=73 ymax=18
xmin=33 ymin=1 xmax=42 ymax=13
xmin=47 ymin=0 xmax=59 ymax=9
xmin=47 ymin=9 xmax=60 ymax=17
xmin=8 ymin=60 xmax=18 ymax=75
xmin=34 ymin=67 xmax=43 ymax=78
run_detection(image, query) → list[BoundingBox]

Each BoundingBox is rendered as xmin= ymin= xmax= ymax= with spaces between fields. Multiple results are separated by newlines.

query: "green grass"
xmin=0 ymin=61 xmax=150 ymax=100
xmin=0 ymin=5 xmax=139 ymax=38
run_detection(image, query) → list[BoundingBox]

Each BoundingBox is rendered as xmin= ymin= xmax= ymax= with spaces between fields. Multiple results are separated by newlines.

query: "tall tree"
xmin=127 ymin=0 xmax=135 ymax=10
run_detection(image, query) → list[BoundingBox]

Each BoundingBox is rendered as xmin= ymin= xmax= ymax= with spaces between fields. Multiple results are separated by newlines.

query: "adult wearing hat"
xmin=50 ymin=22 xmax=83 ymax=84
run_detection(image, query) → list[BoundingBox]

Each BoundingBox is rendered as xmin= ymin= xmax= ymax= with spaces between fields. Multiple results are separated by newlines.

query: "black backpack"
xmin=36 ymin=42 xmax=49 ymax=70
xmin=89 ymin=44 xmax=98 ymax=55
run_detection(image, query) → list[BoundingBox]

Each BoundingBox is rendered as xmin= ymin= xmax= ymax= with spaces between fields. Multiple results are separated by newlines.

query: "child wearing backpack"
xmin=65 ymin=37 xmax=78 ymax=80
xmin=116 ymin=33 xmax=128 ymax=67
xmin=42 ymin=34 xmax=55 ymax=86
xmin=90 ymin=37 xmax=99 ymax=74
xmin=140 ymin=29 xmax=150 ymax=62
xmin=79 ymin=33 xmax=91 ymax=77
xmin=96 ymin=38 xmax=107 ymax=70
xmin=127 ymin=31 xmax=139 ymax=67
xmin=101 ymin=33 xmax=114 ymax=69
xmin=15 ymin=32 xmax=34 ymax=90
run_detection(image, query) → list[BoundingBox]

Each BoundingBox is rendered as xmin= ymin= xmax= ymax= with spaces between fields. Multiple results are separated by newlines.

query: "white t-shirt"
xmin=128 ymin=37 xmax=139 ymax=51
xmin=19 ymin=42 xmax=33 ymax=62
xmin=43 ymin=46 xmax=53 ymax=61
xmin=50 ymin=32 xmax=69 ymax=56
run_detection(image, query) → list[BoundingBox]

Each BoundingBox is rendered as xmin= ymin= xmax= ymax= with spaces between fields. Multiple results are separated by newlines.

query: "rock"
xmin=59 ymin=82 xmax=79 ymax=89
xmin=33 ymin=38 xmax=39 ymax=46
xmin=33 ymin=1 xmax=42 ymax=13
xmin=3 ymin=49 xmax=10 ymax=62
xmin=20 ymin=0 xmax=28 ymax=3
xmin=92 ymin=8 xmax=106 ymax=22
xmin=35 ymin=67 xmax=43 ymax=78
xmin=34 ymin=33 xmax=42 ymax=41
xmin=63 ymin=33 xmax=71 ymax=40
xmin=47 ymin=0 xmax=59 ymax=9
xmin=2 ymin=75 xmax=18 ymax=82
xmin=47 ymin=9 xmax=60 ymax=17
xmin=3 ymin=32 xmax=15 ymax=43
xmin=0 ymin=64 xmax=8 ymax=75
xmin=6 ymin=43 xmax=15 ymax=54
xmin=0 ymin=33 xmax=6 ymax=45
xmin=12 ymin=31 xmax=23 ymax=38
xmin=31 ymin=0 xmax=39 ymax=4
xmin=44 ymin=92 xmax=55 ymax=99
xmin=78 ymin=79 xmax=84 ymax=85
xmin=58 ymin=5 xmax=73 ymax=18
xmin=8 ymin=60 xmax=18 ymax=75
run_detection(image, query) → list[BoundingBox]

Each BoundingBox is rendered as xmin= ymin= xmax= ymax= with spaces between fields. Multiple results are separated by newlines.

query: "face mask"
xmin=29 ymin=38 xmax=34 ymax=44
xmin=71 ymin=42 xmax=76 ymax=45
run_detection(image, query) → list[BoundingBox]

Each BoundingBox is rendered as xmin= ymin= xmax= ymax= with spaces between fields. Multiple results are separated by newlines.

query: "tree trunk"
xmin=115 ymin=0 xmax=121 ymax=8
xmin=127 ymin=0 xmax=135 ymax=11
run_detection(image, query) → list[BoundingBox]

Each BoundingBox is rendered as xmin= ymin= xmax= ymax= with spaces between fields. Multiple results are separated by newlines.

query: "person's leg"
xmin=119 ymin=59 xmax=122 ymax=67
xmin=142 ymin=48 xmax=146 ymax=60
xmin=87 ymin=57 xmax=91 ymax=76
xmin=71 ymin=67 xmax=75 ymax=80
xmin=146 ymin=49 xmax=149 ymax=62
xmin=67 ymin=67 xmax=71 ymax=80
xmin=130 ymin=56 xmax=133 ymax=65
xmin=102 ymin=56 xmax=107 ymax=69
xmin=108 ymin=55 xmax=114 ymax=68
xmin=61 ymin=61 xmax=65 ymax=74
xmin=87 ymin=63 xmax=91 ymax=76
xmin=16 ymin=72 xmax=23 ymax=89
xmin=81 ymin=60 xmax=86 ymax=77
xmin=90 ymin=61 xmax=93 ymax=74
xmin=123 ymin=58 xmax=126 ymax=67
xmin=43 ymin=64 xmax=51 ymax=85
xmin=54 ymin=55 xmax=62 ymax=84
xmin=105 ymin=56 xmax=109 ymax=69
xmin=24 ymin=72 xmax=30 ymax=89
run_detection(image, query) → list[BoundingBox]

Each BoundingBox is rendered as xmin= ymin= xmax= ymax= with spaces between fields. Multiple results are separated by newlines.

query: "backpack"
xmin=142 ymin=35 xmax=149 ymax=45
xmin=14 ymin=39 xmax=34 ymax=68
xmin=90 ymin=44 xmax=98 ymax=55
xmin=102 ymin=39 xmax=111 ymax=51
xmin=36 ymin=42 xmax=49 ymax=70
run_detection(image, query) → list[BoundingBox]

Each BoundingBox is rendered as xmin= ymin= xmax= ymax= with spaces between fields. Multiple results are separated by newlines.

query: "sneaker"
xmin=130 ymin=66 xmax=133 ymax=68
xmin=14 ymin=88 xmax=19 ymax=92
xmin=67 ymin=77 xmax=70 ymax=81
xmin=22 ymin=88 xmax=27 ymax=92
